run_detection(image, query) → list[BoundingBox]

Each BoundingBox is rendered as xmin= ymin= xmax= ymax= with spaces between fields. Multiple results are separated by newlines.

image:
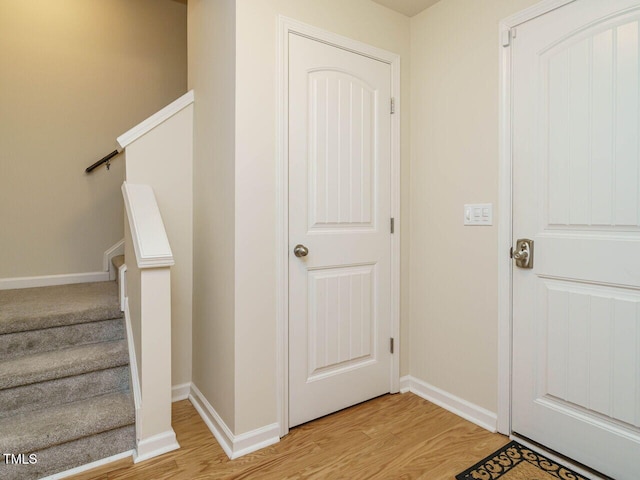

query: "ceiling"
xmin=371 ymin=0 xmax=441 ymax=17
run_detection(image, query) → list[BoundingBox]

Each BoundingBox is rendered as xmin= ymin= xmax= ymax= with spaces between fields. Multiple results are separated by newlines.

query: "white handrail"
xmin=117 ymin=90 xmax=194 ymax=150
xmin=122 ymin=182 xmax=174 ymax=268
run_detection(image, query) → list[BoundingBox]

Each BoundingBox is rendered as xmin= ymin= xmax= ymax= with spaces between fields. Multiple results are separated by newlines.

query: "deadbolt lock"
xmin=514 ymin=239 xmax=533 ymax=269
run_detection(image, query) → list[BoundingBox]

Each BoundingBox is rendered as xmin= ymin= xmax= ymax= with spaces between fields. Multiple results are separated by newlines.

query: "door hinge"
xmin=390 ymin=97 xmax=395 ymax=114
xmin=390 ymin=217 xmax=395 ymax=234
xmin=510 ymin=246 xmax=513 ymax=259
xmin=390 ymin=338 xmax=394 ymax=354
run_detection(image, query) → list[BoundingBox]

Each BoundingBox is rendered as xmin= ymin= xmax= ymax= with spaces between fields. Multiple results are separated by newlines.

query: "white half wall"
xmin=125 ymin=102 xmax=194 ymax=389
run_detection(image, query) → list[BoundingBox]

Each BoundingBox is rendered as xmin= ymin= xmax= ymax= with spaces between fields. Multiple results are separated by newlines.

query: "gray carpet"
xmin=0 ymin=281 xmax=135 ymax=479
xmin=0 ymin=425 xmax=135 ymax=480
xmin=0 ymin=281 xmax=123 ymax=334
xmin=0 ymin=317 xmax=125 ymax=360
xmin=0 ymin=339 xmax=129 ymax=389
xmin=0 ymin=366 xmax=130 ymax=418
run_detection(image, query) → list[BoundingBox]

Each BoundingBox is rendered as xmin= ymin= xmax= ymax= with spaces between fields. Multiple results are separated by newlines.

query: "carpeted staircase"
xmin=0 ymin=280 xmax=135 ymax=479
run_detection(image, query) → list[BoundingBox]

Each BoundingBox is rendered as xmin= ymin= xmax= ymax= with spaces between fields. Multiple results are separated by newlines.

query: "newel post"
xmin=122 ymin=182 xmax=179 ymax=462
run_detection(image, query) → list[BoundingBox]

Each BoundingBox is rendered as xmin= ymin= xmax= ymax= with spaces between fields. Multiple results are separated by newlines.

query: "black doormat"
xmin=456 ymin=441 xmax=591 ymax=480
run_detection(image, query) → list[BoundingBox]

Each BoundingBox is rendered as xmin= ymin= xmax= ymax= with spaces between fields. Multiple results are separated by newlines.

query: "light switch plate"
xmin=464 ymin=203 xmax=493 ymax=226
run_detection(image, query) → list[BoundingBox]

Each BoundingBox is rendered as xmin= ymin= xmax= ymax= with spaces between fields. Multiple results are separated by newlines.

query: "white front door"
xmin=288 ymin=33 xmax=393 ymax=428
xmin=512 ymin=1 xmax=640 ymax=478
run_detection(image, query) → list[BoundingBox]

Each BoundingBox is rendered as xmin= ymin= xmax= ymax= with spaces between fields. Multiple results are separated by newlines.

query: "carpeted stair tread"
xmin=0 ymin=280 xmax=135 ymax=479
xmin=0 ymin=340 xmax=128 ymax=389
xmin=0 ymin=425 xmax=135 ymax=480
xmin=0 ymin=281 xmax=122 ymax=335
xmin=0 ymin=366 xmax=130 ymax=418
xmin=0 ymin=391 xmax=134 ymax=454
xmin=0 ymin=318 xmax=125 ymax=361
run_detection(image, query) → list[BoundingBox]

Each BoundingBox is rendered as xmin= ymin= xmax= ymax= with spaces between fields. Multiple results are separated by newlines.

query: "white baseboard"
xmin=189 ymin=383 xmax=280 ymax=459
xmin=188 ymin=383 xmax=234 ymax=458
xmin=43 ymin=450 xmax=134 ymax=479
xmin=0 ymin=239 xmax=125 ymax=291
xmin=172 ymin=382 xmax=191 ymax=402
xmin=400 ymin=375 xmax=498 ymax=433
xmin=134 ymin=430 xmax=180 ymax=464
xmin=104 ymin=239 xmax=125 ymax=281
xmin=0 ymin=271 xmax=110 ymax=290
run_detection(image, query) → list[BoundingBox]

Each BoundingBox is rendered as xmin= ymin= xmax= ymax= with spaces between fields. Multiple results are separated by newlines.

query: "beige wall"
xmin=188 ymin=0 xmax=237 ymax=431
xmin=233 ymin=0 xmax=411 ymax=434
xmin=188 ymin=0 xmax=411 ymax=436
xmin=125 ymin=104 xmax=194 ymax=389
xmin=0 ymin=0 xmax=187 ymax=279
xmin=409 ymin=0 xmax=538 ymax=413
xmin=190 ymin=0 xmax=545 ymax=438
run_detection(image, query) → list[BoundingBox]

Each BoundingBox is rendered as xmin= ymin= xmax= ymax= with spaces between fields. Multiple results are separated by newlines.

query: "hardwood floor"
xmin=68 ymin=393 xmax=508 ymax=479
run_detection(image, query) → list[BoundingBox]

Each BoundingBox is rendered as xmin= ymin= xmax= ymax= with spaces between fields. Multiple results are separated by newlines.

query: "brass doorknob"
xmin=294 ymin=244 xmax=309 ymax=257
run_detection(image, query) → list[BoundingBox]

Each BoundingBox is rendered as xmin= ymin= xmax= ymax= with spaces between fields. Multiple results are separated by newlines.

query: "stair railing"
xmin=85 ymin=149 xmax=122 ymax=173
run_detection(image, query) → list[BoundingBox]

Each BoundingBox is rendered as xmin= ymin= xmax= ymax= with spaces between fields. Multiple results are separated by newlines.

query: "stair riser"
xmin=0 ymin=425 xmax=135 ymax=480
xmin=0 ymin=366 xmax=130 ymax=418
xmin=0 ymin=319 xmax=125 ymax=361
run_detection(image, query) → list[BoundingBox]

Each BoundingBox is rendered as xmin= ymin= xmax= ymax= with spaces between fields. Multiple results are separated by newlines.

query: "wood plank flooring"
xmin=68 ymin=393 xmax=508 ymax=479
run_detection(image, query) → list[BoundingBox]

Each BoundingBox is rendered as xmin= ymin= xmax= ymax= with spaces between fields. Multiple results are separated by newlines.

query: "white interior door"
xmin=288 ymin=33 xmax=392 ymax=428
xmin=512 ymin=2 xmax=640 ymax=478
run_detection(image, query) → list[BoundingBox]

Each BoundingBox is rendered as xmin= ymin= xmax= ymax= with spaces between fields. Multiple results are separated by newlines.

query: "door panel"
xmin=308 ymin=70 xmax=375 ymax=230
xmin=288 ymin=33 xmax=392 ymax=428
xmin=545 ymin=19 xmax=639 ymax=229
xmin=512 ymin=2 xmax=640 ymax=478
xmin=541 ymin=279 xmax=640 ymax=426
xmin=307 ymin=264 xmax=375 ymax=380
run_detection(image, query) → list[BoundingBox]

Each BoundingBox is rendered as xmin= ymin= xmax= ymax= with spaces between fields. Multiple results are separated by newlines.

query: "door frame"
xmin=276 ymin=16 xmax=401 ymax=437
xmin=497 ymin=0 xmax=577 ymax=435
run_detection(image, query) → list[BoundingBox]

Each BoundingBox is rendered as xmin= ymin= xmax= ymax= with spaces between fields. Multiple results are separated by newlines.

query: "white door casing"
xmin=511 ymin=1 xmax=640 ymax=478
xmin=287 ymin=32 xmax=394 ymax=428
xmin=277 ymin=17 xmax=401 ymax=437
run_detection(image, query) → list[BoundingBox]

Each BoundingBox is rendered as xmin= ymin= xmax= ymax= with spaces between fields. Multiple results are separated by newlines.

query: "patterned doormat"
xmin=456 ymin=441 xmax=591 ymax=480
